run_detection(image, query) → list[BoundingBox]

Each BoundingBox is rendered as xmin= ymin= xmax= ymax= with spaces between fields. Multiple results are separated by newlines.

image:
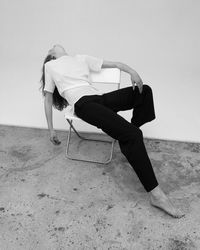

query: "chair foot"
xmin=66 ymin=137 xmax=115 ymax=164
xmin=65 ymin=120 xmax=115 ymax=164
xmin=65 ymin=153 xmax=113 ymax=164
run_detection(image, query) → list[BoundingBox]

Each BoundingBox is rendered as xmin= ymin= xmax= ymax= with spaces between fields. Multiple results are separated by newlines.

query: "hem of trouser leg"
xmin=146 ymin=182 xmax=159 ymax=193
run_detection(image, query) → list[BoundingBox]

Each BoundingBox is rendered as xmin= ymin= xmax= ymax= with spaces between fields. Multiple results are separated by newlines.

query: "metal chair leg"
xmin=65 ymin=119 xmax=115 ymax=164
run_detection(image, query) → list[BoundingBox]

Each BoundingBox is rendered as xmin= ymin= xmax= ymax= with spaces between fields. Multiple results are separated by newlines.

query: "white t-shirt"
xmin=44 ymin=54 xmax=105 ymax=114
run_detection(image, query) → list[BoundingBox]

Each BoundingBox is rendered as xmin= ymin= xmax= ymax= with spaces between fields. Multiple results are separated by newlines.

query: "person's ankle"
xmin=150 ymin=185 xmax=166 ymax=199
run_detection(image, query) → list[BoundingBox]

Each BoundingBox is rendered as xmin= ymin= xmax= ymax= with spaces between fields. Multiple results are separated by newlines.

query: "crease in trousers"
xmin=74 ymin=84 xmax=159 ymax=192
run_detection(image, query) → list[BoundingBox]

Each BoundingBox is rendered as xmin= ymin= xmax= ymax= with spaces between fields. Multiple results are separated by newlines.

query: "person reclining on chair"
xmin=40 ymin=44 xmax=185 ymax=218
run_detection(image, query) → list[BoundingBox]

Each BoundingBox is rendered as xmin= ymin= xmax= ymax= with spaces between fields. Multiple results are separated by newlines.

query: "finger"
xmin=53 ymin=137 xmax=61 ymax=145
xmin=55 ymin=139 xmax=61 ymax=145
xmin=55 ymin=140 xmax=61 ymax=145
xmin=50 ymin=137 xmax=61 ymax=145
xmin=138 ymin=83 xmax=143 ymax=94
xmin=135 ymin=83 xmax=141 ymax=93
xmin=50 ymin=138 xmax=56 ymax=144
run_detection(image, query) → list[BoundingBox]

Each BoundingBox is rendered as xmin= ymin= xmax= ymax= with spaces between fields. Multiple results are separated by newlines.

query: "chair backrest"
xmin=90 ymin=68 xmax=121 ymax=89
xmin=64 ymin=68 xmax=121 ymax=118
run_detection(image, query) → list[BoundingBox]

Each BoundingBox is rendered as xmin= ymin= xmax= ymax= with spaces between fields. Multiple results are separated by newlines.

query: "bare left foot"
xmin=150 ymin=194 xmax=185 ymax=218
xmin=149 ymin=185 xmax=185 ymax=218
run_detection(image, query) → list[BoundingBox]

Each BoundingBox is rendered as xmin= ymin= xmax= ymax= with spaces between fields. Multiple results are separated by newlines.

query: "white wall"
xmin=0 ymin=0 xmax=200 ymax=143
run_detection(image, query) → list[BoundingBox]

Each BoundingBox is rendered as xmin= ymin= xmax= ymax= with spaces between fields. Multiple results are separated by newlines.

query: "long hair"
xmin=39 ymin=54 xmax=68 ymax=111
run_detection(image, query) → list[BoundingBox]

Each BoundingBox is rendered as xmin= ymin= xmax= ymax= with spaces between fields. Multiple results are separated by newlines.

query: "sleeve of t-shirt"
xmin=83 ymin=55 xmax=103 ymax=72
xmin=44 ymin=64 xmax=55 ymax=93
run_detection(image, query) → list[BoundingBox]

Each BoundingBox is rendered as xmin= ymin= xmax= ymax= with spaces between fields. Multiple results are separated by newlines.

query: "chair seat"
xmin=64 ymin=105 xmax=81 ymax=121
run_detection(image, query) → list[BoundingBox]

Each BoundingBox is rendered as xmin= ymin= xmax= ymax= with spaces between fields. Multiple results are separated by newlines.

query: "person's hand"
xmin=50 ymin=130 xmax=61 ymax=145
xmin=131 ymin=73 xmax=143 ymax=94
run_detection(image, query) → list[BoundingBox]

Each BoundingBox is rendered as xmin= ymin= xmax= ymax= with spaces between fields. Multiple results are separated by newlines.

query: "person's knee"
xmin=143 ymin=84 xmax=152 ymax=93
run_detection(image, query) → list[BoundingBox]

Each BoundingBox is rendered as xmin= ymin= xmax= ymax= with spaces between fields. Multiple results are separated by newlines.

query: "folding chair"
xmin=64 ymin=68 xmax=121 ymax=164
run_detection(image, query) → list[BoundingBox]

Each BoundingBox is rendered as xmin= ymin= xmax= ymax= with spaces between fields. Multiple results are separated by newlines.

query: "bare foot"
xmin=150 ymin=194 xmax=185 ymax=218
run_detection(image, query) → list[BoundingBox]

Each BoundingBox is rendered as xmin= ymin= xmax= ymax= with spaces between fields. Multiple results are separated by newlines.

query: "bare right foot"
xmin=149 ymin=186 xmax=185 ymax=218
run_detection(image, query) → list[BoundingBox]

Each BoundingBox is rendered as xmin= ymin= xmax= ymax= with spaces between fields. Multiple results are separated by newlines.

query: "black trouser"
xmin=74 ymin=84 xmax=159 ymax=192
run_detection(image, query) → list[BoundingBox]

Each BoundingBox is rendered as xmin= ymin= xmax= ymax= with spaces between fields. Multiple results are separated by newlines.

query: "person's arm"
xmin=102 ymin=60 xmax=143 ymax=93
xmin=44 ymin=92 xmax=61 ymax=145
xmin=44 ymin=92 xmax=54 ymax=131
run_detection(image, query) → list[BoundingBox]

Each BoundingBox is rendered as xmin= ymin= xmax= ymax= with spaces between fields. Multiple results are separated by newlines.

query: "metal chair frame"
xmin=64 ymin=68 xmax=121 ymax=164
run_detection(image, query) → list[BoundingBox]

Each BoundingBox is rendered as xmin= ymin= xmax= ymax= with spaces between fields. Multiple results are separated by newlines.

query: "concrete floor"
xmin=0 ymin=124 xmax=200 ymax=250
